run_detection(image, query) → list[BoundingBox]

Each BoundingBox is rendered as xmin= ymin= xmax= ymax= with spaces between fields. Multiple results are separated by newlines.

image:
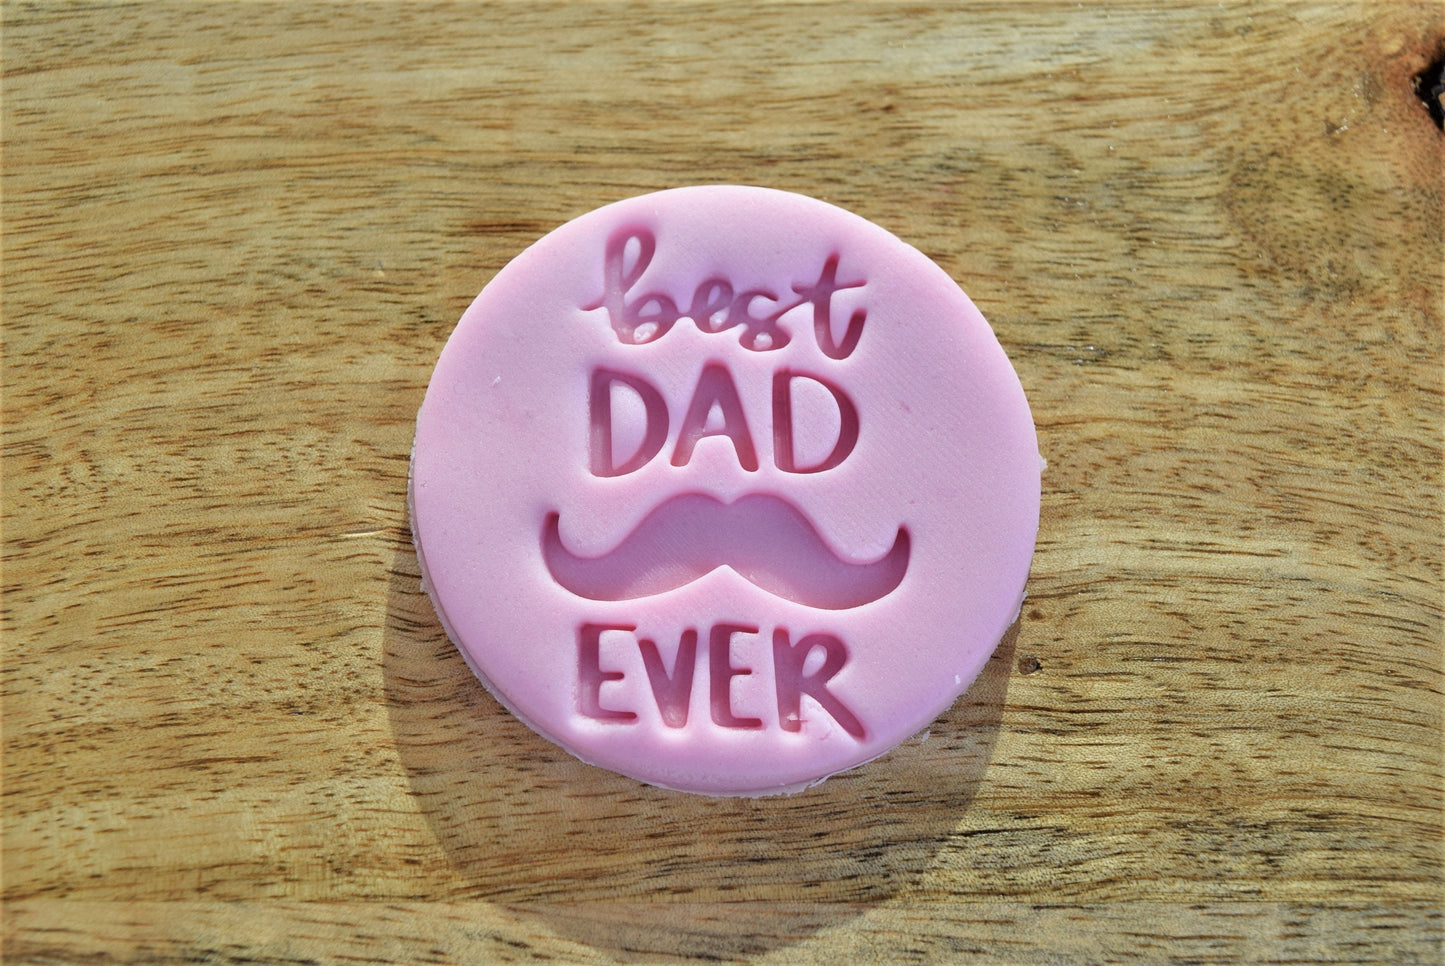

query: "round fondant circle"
xmin=411 ymin=186 xmax=1040 ymax=795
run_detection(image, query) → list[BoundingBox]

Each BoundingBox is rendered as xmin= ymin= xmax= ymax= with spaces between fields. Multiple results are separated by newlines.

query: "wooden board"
xmin=3 ymin=1 xmax=1441 ymax=962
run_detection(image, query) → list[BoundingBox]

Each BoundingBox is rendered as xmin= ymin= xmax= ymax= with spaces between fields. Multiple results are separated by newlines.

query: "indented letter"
xmin=727 ymin=289 xmax=790 ymax=351
xmin=577 ymin=623 xmax=637 ymax=722
xmin=583 ymin=226 xmax=679 ymax=344
xmin=772 ymin=628 xmax=864 ymax=739
xmin=791 ymin=254 xmax=865 ymax=360
xmin=772 ymin=369 xmax=859 ymax=474
xmin=671 ymin=363 xmax=759 ymax=471
xmin=638 ymin=629 xmax=698 ymax=729
xmin=589 ymin=368 xmax=668 ymax=477
xmin=709 ymin=623 xmax=763 ymax=730
xmin=688 ymin=278 xmax=734 ymax=334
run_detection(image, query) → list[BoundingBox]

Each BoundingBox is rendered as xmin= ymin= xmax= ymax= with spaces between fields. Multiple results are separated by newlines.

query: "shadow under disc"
xmin=383 ymin=541 xmax=1016 ymax=960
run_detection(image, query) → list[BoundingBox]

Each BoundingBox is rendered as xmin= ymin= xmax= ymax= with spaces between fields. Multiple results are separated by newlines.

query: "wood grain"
xmin=3 ymin=1 xmax=1441 ymax=963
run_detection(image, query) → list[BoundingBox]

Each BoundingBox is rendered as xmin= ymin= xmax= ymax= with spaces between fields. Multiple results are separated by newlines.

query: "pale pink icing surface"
xmin=410 ymin=186 xmax=1040 ymax=795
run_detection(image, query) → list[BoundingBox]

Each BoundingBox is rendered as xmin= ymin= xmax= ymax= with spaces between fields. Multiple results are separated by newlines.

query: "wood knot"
xmin=1415 ymin=48 xmax=1445 ymax=130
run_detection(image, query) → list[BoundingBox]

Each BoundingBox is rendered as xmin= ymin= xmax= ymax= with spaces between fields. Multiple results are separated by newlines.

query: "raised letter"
xmin=672 ymin=363 xmax=759 ymax=471
xmin=710 ymin=623 xmax=763 ymax=730
xmin=590 ymin=368 xmax=669 ymax=477
xmin=638 ymin=629 xmax=698 ymax=728
xmin=772 ymin=628 xmax=864 ymax=739
xmin=772 ymin=369 xmax=859 ymax=473
xmin=578 ymin=623 xmax=637 ymax=722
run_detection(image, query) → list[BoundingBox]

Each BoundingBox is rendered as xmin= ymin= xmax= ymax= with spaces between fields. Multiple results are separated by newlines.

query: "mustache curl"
xmin=541 ymin=493 xmax=910 ymax=610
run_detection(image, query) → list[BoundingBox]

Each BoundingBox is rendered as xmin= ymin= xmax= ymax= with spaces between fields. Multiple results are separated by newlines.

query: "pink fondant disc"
xmin=410 ymin=186 xmax=1040 ymax=796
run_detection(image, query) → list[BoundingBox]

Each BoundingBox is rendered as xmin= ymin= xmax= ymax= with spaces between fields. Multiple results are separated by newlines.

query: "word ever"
xmin=584 ymin=226 xmax=868 ymax=357
xmin=577 ymin=621 xmax=865 ymax=739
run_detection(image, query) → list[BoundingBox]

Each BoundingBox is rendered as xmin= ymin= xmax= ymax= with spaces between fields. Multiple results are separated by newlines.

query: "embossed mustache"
xmin=541 ymin=493 xmax=909 ymax=610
